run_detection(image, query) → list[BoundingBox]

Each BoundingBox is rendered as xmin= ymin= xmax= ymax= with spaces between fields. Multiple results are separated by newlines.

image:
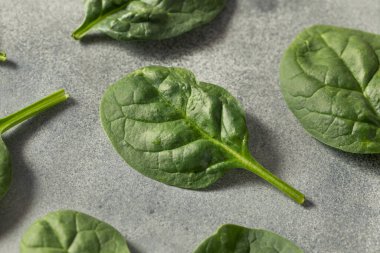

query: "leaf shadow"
xmin=302 ymin=199 xmax=315 ymax=209
xmin=78 ymin=0 xmax=237 ymax=60
xmin=251 ymin=0 xmax=279 ymax=12
xmin=126 ymin=240 xmax=143 ymax=253
xmin=0 ymin=59 xmax=18 ymax=70
xmin=320 ymin=142 xmax=380 ymax=177
xmin=205 ymin=114 xmax=282 ymax=191
xmin=0 ymin=99 xmax=74 ymax=238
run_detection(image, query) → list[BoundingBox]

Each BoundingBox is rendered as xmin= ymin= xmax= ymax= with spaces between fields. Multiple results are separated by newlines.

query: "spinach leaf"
xmin=0 ymin=89 xmax=68 ymax=200
xmin=100 ymin=66 xmax=305 ymax=204
xmin=280 ymin=25 xmax=380 ymax=153
xmin=0 ymin=139 xmax=11 ymax=200
xmin=0 ymin=51 xmax=6 ymax=62
xmin=20 ymin=210 xmax=130 ymax=253
xmin=193 ymin=224 xmax=304 ymax=253
xmin=72 ymin=0 xmax=226 ymax=41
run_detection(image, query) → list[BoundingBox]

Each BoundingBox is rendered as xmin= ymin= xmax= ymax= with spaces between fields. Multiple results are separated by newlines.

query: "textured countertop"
xmin=0 ymin=0 xmax=379 ymax=252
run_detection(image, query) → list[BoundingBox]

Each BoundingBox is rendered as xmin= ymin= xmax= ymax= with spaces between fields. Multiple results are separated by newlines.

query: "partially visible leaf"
xmin=193 ymin=224 xmax=304 ymax=253
xmin=0 ymin=139 xmax=11 ymax=199
xmin=20 ymin=210 xmax=130 ymax=253
xmin=72 ymin=0 xmax=226 ymax=41
xmin=280 ymin=25 xmax=380 ymax=153
xmin=0 ymin=51 xmax=6 ymax=62
xmin=101 ymin=66 xmax=305 ymax=204
xmin=0 ymin=89 xmax=69 ymax=200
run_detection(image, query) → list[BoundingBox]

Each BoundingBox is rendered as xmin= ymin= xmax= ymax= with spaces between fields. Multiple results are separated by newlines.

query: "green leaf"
xmin=280 ymin=25 xmax=380 ymax=153
xmin=0 ymin=51 xmax=6 ymax=62
xmin=0 ymin=89 xmax=69 ymax=200
xmin=100 ymin=66 xmax=305 ymax=204
xmin=20 ymin=210 xmax=130 ymax=253
xmin=72 ymin=0 xmax=226 ymax=41
xmin=193 ymin=224 xmax=304 ymax=253
xmin=0 ymin=139 xmax=11 ymax=200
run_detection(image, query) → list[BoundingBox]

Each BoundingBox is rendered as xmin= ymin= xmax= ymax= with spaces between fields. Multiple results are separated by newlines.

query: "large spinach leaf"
xmin=0 ymin=89 xmax=68 ymax=200
xmin=193 ymin=224 xmax=304 ymax=253
xmin=0 ymin=51 xmax=6 ymax=62
xmin=20 ymin=210 xmax=130 ymax=253
xmin=100 ymin=66 xmax=304 ymax=204
xmin=280 ymin=25 xmax=380 ymax=153
xmin=72 ymin=0 xmax=226 ymax=41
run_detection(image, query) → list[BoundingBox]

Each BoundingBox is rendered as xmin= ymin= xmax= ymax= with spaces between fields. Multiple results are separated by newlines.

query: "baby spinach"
xmin=0 ymin=51 xmax=6 ymax=62
xmin=72 ymin=0 xmax=226 ymax=41
xmin=100 ymin=66 xmax=305 ymax=204
xmin=280 ymin=25 xmax=380 ymax=153
xmin=20 ymin=210 xmax=130 ymax=253
xmin=0 ymin=89 xmax=68 ymax=200
xmin=193 ymin=224 xmax=304 ymax=253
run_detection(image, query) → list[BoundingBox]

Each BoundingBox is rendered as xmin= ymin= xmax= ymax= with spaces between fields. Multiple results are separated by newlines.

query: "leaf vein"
xmin=318 ymin=32 xmax=380 ymax=117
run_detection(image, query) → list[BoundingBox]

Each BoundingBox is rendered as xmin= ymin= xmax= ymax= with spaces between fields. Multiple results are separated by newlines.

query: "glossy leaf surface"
xmin=280 ymin=25 xmax=380 ymax=153
xmin=101 ymin=66 xmax=304 ymax=204
xmin=20 ymin=210 xmax=130 ymax=253
xmin=72 ymin=0 xmax=226 ymax=41
xmin=193 ymin=224 xmax=304 ymax=253
xmin=0 ymin=90 xmax=68 ymax=200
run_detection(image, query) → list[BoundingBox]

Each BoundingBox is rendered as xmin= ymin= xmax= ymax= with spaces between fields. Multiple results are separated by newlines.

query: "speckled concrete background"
xmin=0 ymin=0 xmax=379 ymax=252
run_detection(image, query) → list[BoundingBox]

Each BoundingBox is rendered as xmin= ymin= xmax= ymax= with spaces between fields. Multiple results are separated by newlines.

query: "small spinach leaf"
xmin=20 ymin=210 xmax=130 ymax=253
xmin=280 ymin=25 xmax=380 ymax=153
xmin=100 ymin=66 xmax=305 ymax=204
xmin=0 ymin=89 xmax=68 ymax=200
xmin=193 ymin=224 xmax=304 ymax=253
xmin=72 ymin=0 xmax=226 ymax=41
xmin=0 ymin=51 xmax=6 ymax=62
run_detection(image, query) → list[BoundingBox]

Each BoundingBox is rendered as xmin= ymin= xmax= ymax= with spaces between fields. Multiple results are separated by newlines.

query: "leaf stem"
xmin=0 ymin=51 xmax=6 ymax=62
xmin=72 ymin=24 xmax=93 ymax=40
xmin=240 ymin=156 xmax=305 ymax=204
xmin=0 ymin=89 xmax=69 ymax=134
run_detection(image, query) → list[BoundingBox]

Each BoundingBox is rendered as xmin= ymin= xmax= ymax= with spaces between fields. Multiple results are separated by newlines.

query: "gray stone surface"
xmin=0 ymin=0 xmax=379 ymax=252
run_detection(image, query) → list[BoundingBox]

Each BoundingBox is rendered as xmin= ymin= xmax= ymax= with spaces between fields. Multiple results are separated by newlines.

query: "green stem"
xmin=0 ymin=89 xmax=69 ymax=134
xmin=205 ymin=135 xmax=304 ymax=204
xmin=0 ymin=51 xmax=6 ymax=62
xmin=72 ymin=23 xmax=94 ymax=40
xmin=239 ymin=156 xmax=305 ymax=204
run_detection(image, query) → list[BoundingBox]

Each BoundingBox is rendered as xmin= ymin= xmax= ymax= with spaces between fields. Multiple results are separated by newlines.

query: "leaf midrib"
xmin=152 ymin=82 xmax=251 ymax=168
xmin=73 ymin=2 xmax=130 ymax=39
